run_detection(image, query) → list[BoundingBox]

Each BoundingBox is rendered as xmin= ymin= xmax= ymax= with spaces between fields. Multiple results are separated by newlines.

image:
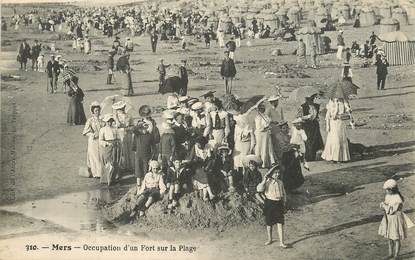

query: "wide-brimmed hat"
xmin=383 ymin=179 xmax=397 ymax=190
xmin=218 ymin=144 xmax=232 ymax=155
xmin=292 ymin=118 xmax=303 ymax=124
xmin=278 ymin=121 xmax=288 ymax=127
xmin=167 ymin=95 xmax=179 ymax=109
xmin=139 ymin=105 xmax=152 ymax=117
xmin=137 ymin=121 xmax=149 ymax=129
xmin=162 ymin=109 xmax=177 ymax=120
xmin=90 ymin=101 xmax=101 ymax=113
xmin=103 ymin=114 xmax=115 ymax=122
xmin=148 ymin=160 xmax=160 ymax=169
xmin=343 ymin=62 xmax=350 ymax=66
xmin=243 ymin=154 xmax=262 ymax=166
xmin=191 ymin=101 xmax=204 ymax=111
xmin=112 ymin=100 xmax=126 ymax=110
xmin=178 ymin=96 xmax=190 ymax=103
xmin=187 ymin=98 xmax=199 ymax=106
xmin=200 ymin=91 xmax=216 ymax=98
xmin=268 ymin=94 xmax=282 ymax=102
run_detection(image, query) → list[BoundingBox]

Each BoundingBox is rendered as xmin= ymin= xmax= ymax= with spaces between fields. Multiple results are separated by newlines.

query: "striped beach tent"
xmin=378 ymin=31 xmax=415 ymax=66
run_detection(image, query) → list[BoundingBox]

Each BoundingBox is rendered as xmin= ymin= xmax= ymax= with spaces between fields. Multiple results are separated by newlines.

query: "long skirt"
xmin=134 ymin=154 xmax=151 ymax=178
xmin=336 ymin=45 xmax=344 ymax=60
xmin=123 ymin=72 xmax=134 ymax=96
xmin=255 ymin=130 xmax=275 ymax=168
xmin=378 ymin=211 xmax=414 ymax=240
xmin=270 ymin=124 xmax=287 ymax=163
xmin=281 ymin=150 xmax=305 ymax=191
xmin=86 ymin=137 xmax=102 ymax=177
xmin=303 ymin=120 xmax=324 ymax=161
xmin=264 ymin=199 xmax=285 ymax=226
xmin=67 ymin=97 xmax=86 ymax=125
xmin=118 ymin=129 xmax=134 ymax=172
xmin=100 ymin=141 xmax=121 ymax=185
xmin=321 ymin=119 xmax=350 ymax=162
xmin=233 ymin=140 xmax=251 ymax=169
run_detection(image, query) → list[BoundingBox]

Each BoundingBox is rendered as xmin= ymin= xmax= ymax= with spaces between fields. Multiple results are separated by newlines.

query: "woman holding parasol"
xmin=66 ymin=77 xmax=86 ymax=125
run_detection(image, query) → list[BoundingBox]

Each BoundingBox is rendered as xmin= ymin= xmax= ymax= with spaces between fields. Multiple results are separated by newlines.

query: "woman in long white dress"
xmin=321 ymin=98 xmax=352 ymax=162
xmin=233 ymin=114 xmax=256 ymax=170
xmin=82 ymin=101 xmax=104 ymax=178
xmin=254 ymin=102 xmax=276 ymax=168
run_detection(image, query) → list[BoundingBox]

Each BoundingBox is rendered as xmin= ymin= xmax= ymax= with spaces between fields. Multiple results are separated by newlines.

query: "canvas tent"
xmin=378 ymin=31 xmax=415 ymax=66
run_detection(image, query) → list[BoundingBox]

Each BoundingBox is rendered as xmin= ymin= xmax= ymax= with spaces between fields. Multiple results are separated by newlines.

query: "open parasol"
xmin=100 ymin=95 xmax=134 ymax=115
xmin=326 ymin=80 xmax=359 ymax=100
xmin=116 ymin=55 xmax=129 ymax=71
xmin=287 ymin=86 xmax=320 ymax=104
xmin=62 ymin=68 xmax=77 ymax=82
xmin=239 ymin=95 xmax=267 ymax=114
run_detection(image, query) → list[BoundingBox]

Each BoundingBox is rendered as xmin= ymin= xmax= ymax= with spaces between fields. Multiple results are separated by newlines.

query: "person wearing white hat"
xmin=137 ymin=160 xmax=167 ymax=216
xmin=82 ymin=101 xmax=104 ymax=178
xmin=233 ymin=114 xmax=256 ymax=171
xmin=379 ymin=179 xmax=414 ymax=259
xmin=290 ymin=118 xmax=309 ymax=171
xmin=190 ymin=102 xmax=208 ymax=133
xmin=167 ymin=94 xmax=179 ymax=110
xmin=254 ymin=102 xmax=276 ymax=168
xmin=112 ymin=100 xmax=134 ymax=173
xmin=125 ymin=37 xmax=134 ymax=52
xmin=98 ymin=114 xmax=120 ymax=186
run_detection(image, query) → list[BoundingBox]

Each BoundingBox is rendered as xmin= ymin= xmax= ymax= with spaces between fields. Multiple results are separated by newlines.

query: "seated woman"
xmin=137 ymin=160 xmax=167 ymax=216
xmin=213 ymin=144 xmax=235 ymax=192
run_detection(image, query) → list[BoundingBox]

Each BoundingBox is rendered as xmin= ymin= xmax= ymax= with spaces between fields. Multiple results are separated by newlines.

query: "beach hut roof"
xmin=378 ymin=31 xmax=415 ymax=42
xmin=380 ymin=18 xmax=400 ymax=25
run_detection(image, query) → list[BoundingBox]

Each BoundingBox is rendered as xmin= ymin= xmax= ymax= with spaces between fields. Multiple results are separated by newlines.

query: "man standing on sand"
xmin=336 ymin=30 xmax=345 ymax=61
xmin=46 ymin=54 xmax=60 ymax=94
xmin=375 ymin=54 xmax=389 ymax=90
xmin=178 ymin=59 xmax=188 ymax=96
xmin=150 ymin=30 xmax=158 ymax=53
xmin=220 ymin=51 xmax=237 ymax=94
xmin=18 ymin=39 xmax=31 ymax=71
xmin=225 ymin=37 xmax=237 ymax=60
xmin=31 ymin=39 xmax=41 ymax=71
xmin=107 ymin=51 xmax=115 ymax=85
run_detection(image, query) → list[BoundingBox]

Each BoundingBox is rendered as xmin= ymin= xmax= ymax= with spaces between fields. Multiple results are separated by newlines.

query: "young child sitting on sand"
xmin=214 ymin=144 xmax=235 ymax=192
xmin=166 ymin=159 xmax=190 ymax=209
xmin=242 ymin=155 xmax=264 ymax=203
xmin=137 ymin=160 xmax=167 ymax=216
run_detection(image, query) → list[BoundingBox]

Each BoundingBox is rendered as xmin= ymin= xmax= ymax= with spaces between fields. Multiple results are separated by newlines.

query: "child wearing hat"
xmin=256 ymin=164 xmax=288 ymax=247
xmin=242 ymin=155 xmax=264 ymax=202
xmin=290 ymin=118 xmax=310 ymax=171
xmin=137 ymin=160 xmax=167 ymax=216
xmin=214 ymin=144 xmax=235 ymax=192
xmin=379 ymin=179 xmax=414 ymax=259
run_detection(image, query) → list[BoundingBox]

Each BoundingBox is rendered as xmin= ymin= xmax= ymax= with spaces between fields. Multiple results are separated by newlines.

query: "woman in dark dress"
xmin=67 ymin=77 xmax=86 ymax=125
xmin=297 ymin=94 xmax=324 ymax=161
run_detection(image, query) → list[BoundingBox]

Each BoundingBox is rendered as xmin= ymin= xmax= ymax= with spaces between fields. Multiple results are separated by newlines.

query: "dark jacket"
xmin=107 ymin=55 xmax=114 ymax=70
xmin=375 ymin=59 xmax=389 ymax=76
xmin=220 ymin=58 xmax=237 ymax=78
xmin=46 ymin=60 xmax=60 ymax=77
xmin=179 ymin=66 xmax=188 ymax=84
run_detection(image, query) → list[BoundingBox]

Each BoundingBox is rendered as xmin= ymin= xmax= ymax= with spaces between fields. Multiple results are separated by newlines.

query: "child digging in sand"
xmin=378 ymin=179 xmax=414 ymax=259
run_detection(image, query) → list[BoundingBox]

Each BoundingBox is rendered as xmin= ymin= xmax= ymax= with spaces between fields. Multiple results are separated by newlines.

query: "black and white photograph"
xmin=1 ymin=0 xmax=415 ymax=259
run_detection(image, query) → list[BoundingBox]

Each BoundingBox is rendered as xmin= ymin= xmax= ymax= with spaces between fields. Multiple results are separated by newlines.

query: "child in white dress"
xmin=378 ymin=179 xmax=414 ymax=259
xmin=290 ymin=118 xmax=309 ymax=171
xmin=37 ymin=54 xmax=44 ymax=72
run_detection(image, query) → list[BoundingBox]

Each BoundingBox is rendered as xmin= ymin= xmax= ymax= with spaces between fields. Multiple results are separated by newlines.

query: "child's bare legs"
xmin=206 ymin=185 xmax=215 ymax=200
xmin=228 ymin=176 xmax=235 ymax=192
xmin=172 ymin=184 xmax=180 ymax=206
xmin=388 ymin=240 xmax=394 ymax=257
xmin=265 ymin=225 xmax=273 ymax=245
xmin=277 ymin=223 xmax=287 ymax=247
xmin=394 ymin=240 xmax=400 ymax=258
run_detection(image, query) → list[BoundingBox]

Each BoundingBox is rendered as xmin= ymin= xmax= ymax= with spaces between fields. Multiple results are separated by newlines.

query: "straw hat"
xmin=218 ymin=143 xmax=232 ymax=155
xmin=178 ymin=96 xmax=190 ymax=103
xmin=148 ymin=160 xmax=160 ymax=169
xmin=138 ymin=105 xmax=152 ymax=117
xmin=191 ymin=101 xmax=204 ymax=111
xmin=292 ymin=118 xmax=303 ymax=124
xmin=383 ymin=179 xmax=397 ymax=190
xmin=90 ymin=101 xmax=101 ymax=113
xmin=103 ymin=114 xmax=115 ymax=122
xmin=243 ymin=154 xmax=262 ymax=166
xmin=162 ymin=109 xmax=176 ymax=120
xmin=112 ymin=100 xmax=126 ymax=110
xmin=167 ymin=95 xmax=179 ymax=109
